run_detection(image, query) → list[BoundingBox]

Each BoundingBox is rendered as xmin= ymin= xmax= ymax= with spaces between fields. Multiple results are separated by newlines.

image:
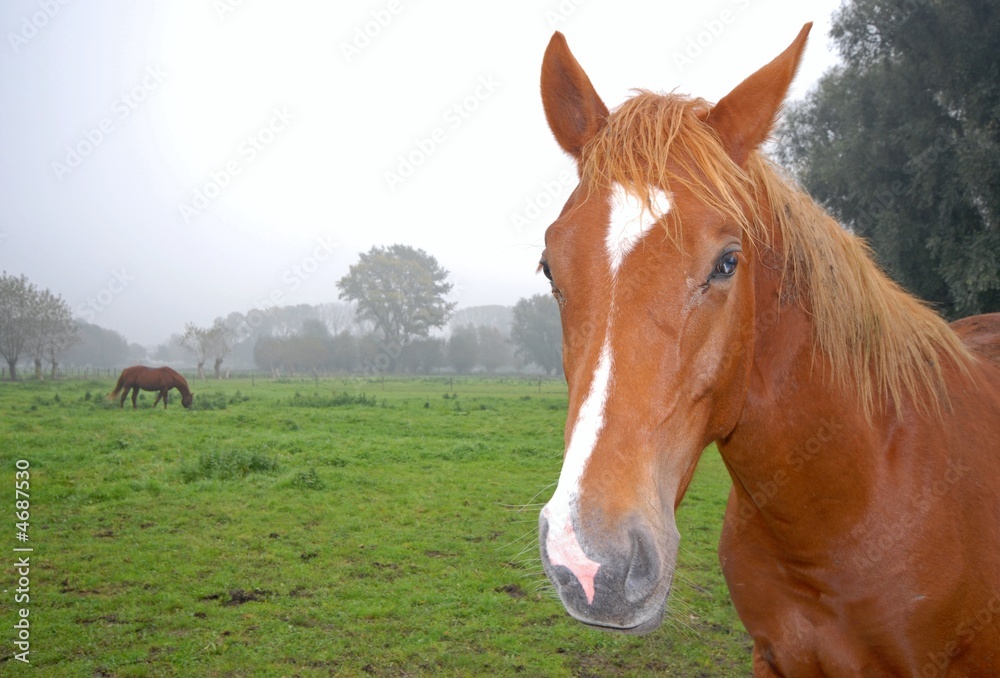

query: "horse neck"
xmin=174 ymin=375 xmax=191 ymax=396
xmin=717 ymin=244 xmax=880 ymax=531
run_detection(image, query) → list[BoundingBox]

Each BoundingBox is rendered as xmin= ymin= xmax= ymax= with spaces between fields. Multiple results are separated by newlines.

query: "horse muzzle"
xmin=539 ymin=506 xmax=677 ymax=634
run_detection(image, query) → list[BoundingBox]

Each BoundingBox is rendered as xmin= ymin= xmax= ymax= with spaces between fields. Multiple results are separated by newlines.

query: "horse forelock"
xmin=577 ymin=90 xmax=974 ymax=420
xmin=579 ymin=92 xmax=754 ymax=247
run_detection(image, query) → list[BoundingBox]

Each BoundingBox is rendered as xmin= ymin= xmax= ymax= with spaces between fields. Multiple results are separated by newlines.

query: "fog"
xmin=0 ymin=0 xmax=840 ymax=347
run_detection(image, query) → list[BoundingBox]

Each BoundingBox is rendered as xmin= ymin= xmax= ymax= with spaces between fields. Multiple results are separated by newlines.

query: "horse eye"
xmin=714 ymin=252 xmax=738 ymax=278
xmin=539 ymin=259 xmax=553 ymax=282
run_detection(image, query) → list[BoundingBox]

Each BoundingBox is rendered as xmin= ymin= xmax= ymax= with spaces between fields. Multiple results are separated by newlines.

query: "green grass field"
xmin=0 ymin=376 xmax=751 ymax=676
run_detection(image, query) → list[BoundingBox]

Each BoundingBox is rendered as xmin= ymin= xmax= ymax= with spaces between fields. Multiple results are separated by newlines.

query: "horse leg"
xmin=131 ymin=387 xmax=139 ymax=409
xmin=119 ymin=390 xmax=127 ymax=408
xmin=153 ymin=392 xmax=162 ymax=408
xmin=162 ymin=389 xmax=169 ymax=409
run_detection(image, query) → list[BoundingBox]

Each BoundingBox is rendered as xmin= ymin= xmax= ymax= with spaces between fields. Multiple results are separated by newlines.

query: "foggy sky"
xmin=0 ymin=0 xmax=841 ymax=346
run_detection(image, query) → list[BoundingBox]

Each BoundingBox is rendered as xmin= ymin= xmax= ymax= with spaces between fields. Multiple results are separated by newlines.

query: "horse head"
xmin=537 ymin=25 xmax=811 ymax=633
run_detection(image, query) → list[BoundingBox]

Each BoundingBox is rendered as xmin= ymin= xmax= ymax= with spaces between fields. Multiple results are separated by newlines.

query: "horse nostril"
xmin=551 ymin=563 xmax=579 ymax=591
xmin=624 ymin=531 xmax=660 ymax=604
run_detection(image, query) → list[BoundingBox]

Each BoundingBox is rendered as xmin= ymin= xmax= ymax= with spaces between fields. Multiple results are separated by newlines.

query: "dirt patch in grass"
xmin=224 ymin=588 xmax=273 ymax=606
xmin=496 ymin=583 xmax=527 ymax=599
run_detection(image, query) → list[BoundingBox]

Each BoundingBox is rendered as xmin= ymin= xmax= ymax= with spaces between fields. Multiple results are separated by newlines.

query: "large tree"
xmin=337 ymin=245 xmax=455 ymax=364
xmin=776 ymin=0 xmax=1000 ymax=317
xmin=510 ymin=294 xmax=562 ymax=376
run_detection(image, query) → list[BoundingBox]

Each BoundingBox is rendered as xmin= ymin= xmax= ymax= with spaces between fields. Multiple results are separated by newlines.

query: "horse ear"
xmin=706 ymin=22 xmax=812 ymax=166
xmin=541 ymin=32 xmax=609 ymax=159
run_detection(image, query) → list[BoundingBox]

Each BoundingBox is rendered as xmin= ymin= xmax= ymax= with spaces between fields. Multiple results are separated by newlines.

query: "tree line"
xmin=0 ymin=246 xmax=565 ymax=379
xmin=0 ymin=272 xmax=78 ymax=380
xmin=243 ymin=298 xmax=561 ymax=377
xmin=168 ymin=245 xmax=564 ymax=378
xmin=175 ymin=296 xmax=563 ymax=378
xmin=251 ymin=321 xmax=515 ymax=376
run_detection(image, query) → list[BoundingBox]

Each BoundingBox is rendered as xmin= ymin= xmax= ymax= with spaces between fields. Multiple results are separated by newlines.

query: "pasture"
xmin=0 ymin=376 xmax=750 ymax=676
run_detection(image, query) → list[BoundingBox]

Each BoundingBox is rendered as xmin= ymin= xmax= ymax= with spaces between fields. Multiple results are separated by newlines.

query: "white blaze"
xmin=605 ymin=185 xmax=671 ymax=276
xmin=544 ymin=184 xmax=671 ymax=601
xmin=544 ymin=338 xmax=613 ymax=604
xmin=547 ymin=338 xmax=614 ymax=519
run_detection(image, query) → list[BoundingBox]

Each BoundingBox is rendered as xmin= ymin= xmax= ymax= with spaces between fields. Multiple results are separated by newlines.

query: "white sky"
xmin=0 ymin=0 xmax=844 ymax=346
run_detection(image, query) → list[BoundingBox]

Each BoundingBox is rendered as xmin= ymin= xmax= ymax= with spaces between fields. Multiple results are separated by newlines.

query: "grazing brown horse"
xmin=536 ymin=24 xmax=1000 ymax=676
xmin=110 ymin=366 xmax=194 ymax=409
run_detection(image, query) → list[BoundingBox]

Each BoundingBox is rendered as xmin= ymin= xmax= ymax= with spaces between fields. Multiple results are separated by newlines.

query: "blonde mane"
xmin=580 ymin=91 xmax=973 ymax=418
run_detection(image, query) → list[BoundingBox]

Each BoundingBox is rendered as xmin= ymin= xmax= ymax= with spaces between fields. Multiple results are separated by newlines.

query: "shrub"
xmin=194 ymin=393 xmax=228 ymax=411
xmin=181 ymin=449 xmax=279 ymax=482
xmin=291 ymin=468 xmax=326 ymax=490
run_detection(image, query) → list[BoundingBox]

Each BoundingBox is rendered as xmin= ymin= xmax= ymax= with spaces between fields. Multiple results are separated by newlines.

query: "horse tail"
xmin=109 ymin=370 xmax=127 ymax=400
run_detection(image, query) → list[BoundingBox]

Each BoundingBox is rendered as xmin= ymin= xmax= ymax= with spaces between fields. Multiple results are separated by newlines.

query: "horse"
xmin=110 ymin=366 xmax=194 ymax=409
xmin=536 ymin=23 xmax=1000 ymax=676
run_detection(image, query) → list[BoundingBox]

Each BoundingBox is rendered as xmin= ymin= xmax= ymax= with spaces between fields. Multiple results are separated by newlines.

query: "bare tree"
xmin=0 ymin=273 xmax=38 ymax=380
xmin=46 ymin=318 xmax=80 ymax=379
xmin=206 ymin=318 xmax=235 ymax=379
xmin=315 ymin=302 xmax=357 ymax=335
xmin=27 ymin=288 xmax=77 ymax=380
xmin=179 ymin=323 xmax=210 ymax=379
xmin=0 ymin=273 xmax=78 ymax=380
xmin=179 ymin=319 xmax=235 ymax=379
